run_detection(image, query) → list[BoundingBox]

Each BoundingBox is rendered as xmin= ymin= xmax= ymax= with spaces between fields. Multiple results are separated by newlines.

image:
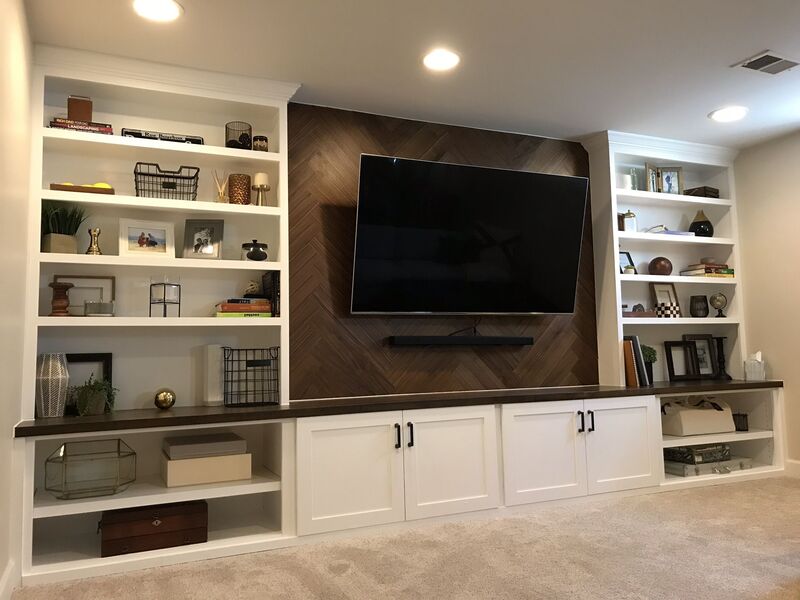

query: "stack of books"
xmin=680 ymin=262 xmax=734 ymax=278
xmin=622 ymin=335 xmax=650 ymax=387
xmin=161 ymin=433 xmax=251 ymax=487
xmin=49 ymin=117 xmax=113 ymax=135
xmin=215 ymin=297 xmax=272 ymax=318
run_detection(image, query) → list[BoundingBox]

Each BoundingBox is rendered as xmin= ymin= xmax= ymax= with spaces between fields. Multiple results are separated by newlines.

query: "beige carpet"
xmin=14 ymin=478 xmax=800 ymax=600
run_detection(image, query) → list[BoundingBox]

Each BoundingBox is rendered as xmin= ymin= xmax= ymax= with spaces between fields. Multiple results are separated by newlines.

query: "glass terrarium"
xmin=45 ymin=439 xmax=136 ymax=500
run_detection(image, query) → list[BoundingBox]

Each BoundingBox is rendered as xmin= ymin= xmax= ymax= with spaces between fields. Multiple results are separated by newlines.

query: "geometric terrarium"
xmin=45 ymin=439 xmax=136 ymax=500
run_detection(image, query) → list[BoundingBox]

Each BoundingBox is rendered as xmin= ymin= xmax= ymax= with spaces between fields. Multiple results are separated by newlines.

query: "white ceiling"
xmin=25 ymin=0 xmax=800 ymax=148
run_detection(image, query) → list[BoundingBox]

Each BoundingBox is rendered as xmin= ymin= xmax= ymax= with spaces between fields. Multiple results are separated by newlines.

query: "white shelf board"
xmin=43 ymin=127 xmax=281 ymax=165
xmin=33 ymin=467 xmax=281 ymax=519
xmin=661 ymin=464 xmax=782 ymax=488
xmin=620 ymin=274 xmax=737 ymax=285
xmin=38 ymin=253 xmax=280 ymax=272
xmin=618 ymin=232 xmax=735 ymax=246
xmin=41 ymin=189 xmax=281 ymax=217
xmin=36 ymin=316 xmax=284 ymax=327
xmin=622 ymin=317 xmax=740 ymax=326
xmin=615 ymin=188 xmax=732 ymax=208
xmin=662 ymin=429 xmax=773 ymax=448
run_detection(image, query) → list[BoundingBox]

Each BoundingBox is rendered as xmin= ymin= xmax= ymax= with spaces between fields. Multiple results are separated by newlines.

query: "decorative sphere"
xmin=154 ymin=388 xmax=176 ymax=410
xmin=709 ymin=293 xmax=728 ymax=310
xmin=648 ymin=256 xmax=673 ymax=276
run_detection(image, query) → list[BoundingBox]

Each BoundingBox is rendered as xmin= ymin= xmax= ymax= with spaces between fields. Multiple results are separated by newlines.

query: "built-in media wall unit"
xmin=13 ymin=48 xmax=785 ymax=589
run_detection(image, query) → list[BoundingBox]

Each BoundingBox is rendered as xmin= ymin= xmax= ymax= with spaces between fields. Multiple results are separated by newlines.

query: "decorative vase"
xmin=648 ymin=256 xmax=673 ymax=276
xmin=228 ymin=174 xmax=252 ymax=205
xmin=49 ymin=281 xmax=74 ymax=316
xmin=689 ymin=295 xmax=710 ymax=318
xmin=36 ymin=353 xmax=69 ymax=418
xmin=42 ymin=233 xmax=77 ymax=254
xmin=689 ymin=210 xmax=714 ymax=237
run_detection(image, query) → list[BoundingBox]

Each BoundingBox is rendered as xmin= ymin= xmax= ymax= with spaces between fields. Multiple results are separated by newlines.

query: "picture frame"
xmin=664 ymin=341 xmax=700 ymax=381
xmin=182 ymin=219 xmax=224 ymax=260
xmin=659 ymin=166 xmax=684 ymax=195
xmin=645 ymin=163 xmax=660 ymax=192
xmin=682 ymin=334 xmax=718 ymax=378
xmin=650 ymin=282 xmax=679 ymax=307
xmin=619 ymin=251 xmax=637 ymax=274
xmin=53 ymin=275 xmax=115 ymax=316
xmin=119 ymin=219 xmax=175 ymax=257
xmin=66 ymin=353 xmax=113 ymax=386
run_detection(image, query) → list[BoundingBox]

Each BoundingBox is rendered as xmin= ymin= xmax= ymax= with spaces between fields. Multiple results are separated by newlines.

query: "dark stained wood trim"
xmin=15 ymin=380 xmax=782 ymax=438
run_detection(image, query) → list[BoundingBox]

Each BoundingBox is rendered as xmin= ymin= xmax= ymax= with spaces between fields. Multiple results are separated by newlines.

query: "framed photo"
xmin=664 ymin=341 xmax=700 ymax=381
xmin=65 ymin=353 xmax=112 ymax=416
xmin=183 ymin=220 xmax=224 ymax=260
xmin=53 ymin=275 xmax=115 ymax=316
xmin=682 ymin=334 xmax=718 ymax=378
xmin=645 ymin=163 xmax=659 ymax=192
xmin=659 ymin=166 xmax=684 ymax=195
xmin=119 ymin=219 xmax=175 ymax=257
xmin=650 ymin=282 xmax=679 ymax=307
xmin=619 ymin=251 xmax=636 ymax=274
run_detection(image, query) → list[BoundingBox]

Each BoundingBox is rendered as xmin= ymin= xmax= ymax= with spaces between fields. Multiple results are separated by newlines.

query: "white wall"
xmin=736 ymin=130 xmax=800 ymax=461
xmin=0 ymin=0 xmax=31 ymax=594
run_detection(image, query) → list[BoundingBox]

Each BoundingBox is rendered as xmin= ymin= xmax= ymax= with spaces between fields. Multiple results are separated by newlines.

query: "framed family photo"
xmin=119 ymin=219 xmax=175 ymax=257
xmin=182 ymin=219 xmax=224 ymax=260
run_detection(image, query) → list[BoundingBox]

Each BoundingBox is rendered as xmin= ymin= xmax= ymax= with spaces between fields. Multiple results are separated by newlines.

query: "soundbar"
xmin=388 ymin=335 xmax=534 ymax=347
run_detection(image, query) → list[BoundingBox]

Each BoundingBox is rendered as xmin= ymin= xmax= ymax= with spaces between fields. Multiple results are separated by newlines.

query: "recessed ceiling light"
xmin=133 ymin=0 xmax=183 ymax=22
xmin=423 ymin=48 xmax=460 ymax=72
xmin=708 ymin=106 xmax=749 ymax=123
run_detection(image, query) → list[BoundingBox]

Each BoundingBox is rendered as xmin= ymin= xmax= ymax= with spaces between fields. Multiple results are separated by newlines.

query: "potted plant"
xmin=72 ymin=374 xmax=117 ymax=416
xmin=641 ymin=344 xmax=657 ymax=385
xmin=41 ymin=201 xmax=87 ymax=254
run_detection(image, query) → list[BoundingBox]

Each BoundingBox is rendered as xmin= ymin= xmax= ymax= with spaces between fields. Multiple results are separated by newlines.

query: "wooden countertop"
xmin=15 ymin=379 xmax=783 ymax=438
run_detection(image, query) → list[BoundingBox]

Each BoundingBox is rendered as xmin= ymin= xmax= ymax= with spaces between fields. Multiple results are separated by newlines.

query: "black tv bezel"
xmin=350 ymin=154 xmax=588 ymax=316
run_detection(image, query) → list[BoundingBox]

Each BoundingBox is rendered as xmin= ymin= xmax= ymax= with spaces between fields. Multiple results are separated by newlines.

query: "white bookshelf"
xmin=20 ymin=46 xmax=299 ymax=584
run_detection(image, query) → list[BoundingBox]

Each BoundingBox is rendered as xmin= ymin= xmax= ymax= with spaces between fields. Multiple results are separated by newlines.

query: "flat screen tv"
xmin=351 ymin=155 xmax=589 ymax=315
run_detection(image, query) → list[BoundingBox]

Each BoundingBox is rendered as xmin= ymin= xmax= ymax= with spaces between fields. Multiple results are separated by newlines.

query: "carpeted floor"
xmin=14 ymin=478 xmax=800 ymax=600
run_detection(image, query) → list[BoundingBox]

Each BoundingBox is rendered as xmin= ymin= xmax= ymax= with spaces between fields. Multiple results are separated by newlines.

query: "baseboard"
xmin=784 ymin=459 xmax=800 ymax=478
xmin=0 ymin=559 xmax=17 ymax=600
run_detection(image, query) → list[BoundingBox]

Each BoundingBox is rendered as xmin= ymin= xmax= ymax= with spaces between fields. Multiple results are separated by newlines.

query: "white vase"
xmin=36 ymin=353 xmax=69 ymax=417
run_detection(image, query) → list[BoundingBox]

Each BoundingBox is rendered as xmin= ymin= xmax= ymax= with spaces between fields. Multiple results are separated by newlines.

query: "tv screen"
xmin=351 ymin=155 xmax=588 ymax=315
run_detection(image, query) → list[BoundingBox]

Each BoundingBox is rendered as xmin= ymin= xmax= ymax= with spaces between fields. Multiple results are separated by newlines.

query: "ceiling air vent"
xmin=736 ymin=51 xmax=798 ymax=75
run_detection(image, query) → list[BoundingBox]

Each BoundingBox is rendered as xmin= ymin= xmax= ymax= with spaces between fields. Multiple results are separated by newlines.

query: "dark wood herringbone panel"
xmin=288 ymin=104 xmax=598 ymax=399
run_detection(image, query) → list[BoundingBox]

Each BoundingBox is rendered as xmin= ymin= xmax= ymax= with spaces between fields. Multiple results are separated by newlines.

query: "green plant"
xmin=641 ymin=344 xmax=657 ymax=364
xmin=72 ymin=374 xmax=117 ymax=416
xmin=41 ymin=202 xmax=88 ymax=236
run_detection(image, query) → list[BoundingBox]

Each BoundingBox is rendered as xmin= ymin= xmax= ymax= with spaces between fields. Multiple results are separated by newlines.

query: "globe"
xmin=709 ymin=293 xmax=727 ymax=317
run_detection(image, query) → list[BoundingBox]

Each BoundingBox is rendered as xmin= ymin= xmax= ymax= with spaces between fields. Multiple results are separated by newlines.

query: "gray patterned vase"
xmin=35 ymin=353 xmax=69 ymax=418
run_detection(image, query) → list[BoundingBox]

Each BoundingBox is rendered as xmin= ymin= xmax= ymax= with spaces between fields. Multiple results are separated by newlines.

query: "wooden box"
xmin=99 ymin=500 xmax=208 ymax=557
xmin=67 ymin=95 xmax=92 ymax=122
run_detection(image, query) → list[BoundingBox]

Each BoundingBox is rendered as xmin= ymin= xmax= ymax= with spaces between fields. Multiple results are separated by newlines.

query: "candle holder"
xmin=225 ymin=121 xmax=252 ymax=150
xmin=228 ymin=174 xmax=251 ymax=205
xmin=149 ymin=281 xmax=181 ymax=317
xmin=714 ymin=336 xmax=733 ymax=381
xmin=49 ymin=281 xmax=74 ymax=316
xmin=251 ymin=184 xmax=271 ymax=206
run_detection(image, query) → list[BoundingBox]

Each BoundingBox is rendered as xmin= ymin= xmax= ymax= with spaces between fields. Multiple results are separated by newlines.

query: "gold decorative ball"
xmin=154 ymin=388 xmax=176 ymax=410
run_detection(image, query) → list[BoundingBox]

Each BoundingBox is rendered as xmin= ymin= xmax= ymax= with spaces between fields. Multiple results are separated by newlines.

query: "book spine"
xmin=224 ymin=298 xmax=269 ymax=305
xmin=52 ymin=117 xmax=113 ymax=128
xmin=216 ymin=304 xmax=272 ymax=312
xmin=50 ymin=123 xmax=113 ymax=134
xmin=214 ymin=312 xmax=273 ymax=318
xmin=623 ymin=340 xmax=638 ymax=387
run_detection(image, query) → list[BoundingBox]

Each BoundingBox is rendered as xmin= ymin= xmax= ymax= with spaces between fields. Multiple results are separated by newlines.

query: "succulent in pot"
xmin=72 ymin=374 xmax=117 ymax=416
xmin=41 ymin=201 xmax=88 ymax=254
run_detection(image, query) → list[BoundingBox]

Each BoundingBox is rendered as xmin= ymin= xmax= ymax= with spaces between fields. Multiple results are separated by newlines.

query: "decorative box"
xmin=655 ymin=302 xmax=681 ymax=318
xmin=661 ymin=399 xmax=735 ymax=436
xmin=664 ymin=456 xmax=752 ymax=477
xmin=45 ymin=439 xmax=136 ymax=500
xmin=99 ymin=500 xmax=208 ymax=557
xmin=663 ymin=443 xmax=732 ymax=465
xmin=162 ymin=432 xmax=247 ymax=460
xmin=161 ymin=452 xmax=251 ymax=487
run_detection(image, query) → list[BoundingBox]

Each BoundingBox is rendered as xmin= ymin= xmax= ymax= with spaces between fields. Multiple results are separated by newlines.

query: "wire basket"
xmin=134 ymin=162 xmax=199 ymax=201
xmin=222 ymin=346 xmax=280 ymax=406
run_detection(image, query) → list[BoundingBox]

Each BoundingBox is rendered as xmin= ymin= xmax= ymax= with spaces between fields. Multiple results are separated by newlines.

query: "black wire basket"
xmin=133 ymin=162 xmax=199 ymax=201
xmin=222 ymin=346 xmax=280 ymax=406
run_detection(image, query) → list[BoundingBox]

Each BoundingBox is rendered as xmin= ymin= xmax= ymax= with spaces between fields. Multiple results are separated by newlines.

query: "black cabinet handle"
xmin=407 ymin=422 xmax=415 ymax=447
xmin=577 ymin=410 xmax=585 ymax=433
xmin=587 ymin=410 xmax=595 ymax=432
xmin=394 ymin=423 xmax=401 ymax=449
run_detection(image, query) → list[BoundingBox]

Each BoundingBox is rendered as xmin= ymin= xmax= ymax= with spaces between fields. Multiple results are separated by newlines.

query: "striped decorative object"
xmin=35 ymin=353 xmax=69 ymax=417
xmin=655 ymin=303 xmax=682 ymax=318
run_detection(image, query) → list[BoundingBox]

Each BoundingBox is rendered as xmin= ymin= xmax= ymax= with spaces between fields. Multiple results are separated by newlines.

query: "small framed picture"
xmin=53 ymin=275 xmax=115 ymax=316
xmin=619 ymin=251 xmax=636 ymax=274
xmin=682 ymin=334 xmax=718 ymax=378
xmin=650 ymin=282 xmax=679 ymax=307
xmin=119 ymin=219 xmax=175 ymax=257
xmin=664 ymin=341 xmax=700 ymax=381
xmin=645 ymin=163 xmax=659 ymax=192
xmin=659 ymin=167 xmax=683 ymax=195
xmin=65 ymin=352 xmax=113 ymax=415
xmin=183 ymin=220 xmax=224 ymax=260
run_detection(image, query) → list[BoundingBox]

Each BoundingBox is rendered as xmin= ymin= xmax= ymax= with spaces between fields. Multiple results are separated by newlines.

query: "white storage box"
xmin=161 ymin=453 xmax=252 ymax=487
xmin=661 ymin=398 xmax=735 ymax=437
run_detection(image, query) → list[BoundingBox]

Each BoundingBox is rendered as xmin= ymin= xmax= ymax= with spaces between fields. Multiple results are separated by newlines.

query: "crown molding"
xmin=34 ymin=45 xmax=300 ymax=105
